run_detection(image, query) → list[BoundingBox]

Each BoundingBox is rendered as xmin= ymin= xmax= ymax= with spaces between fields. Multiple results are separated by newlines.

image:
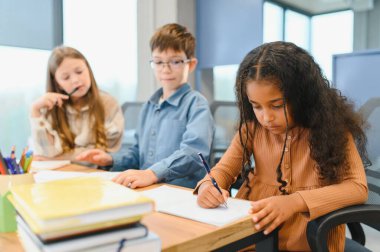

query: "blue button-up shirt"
xmin=111 ymin=84 xmax=215 ymax=188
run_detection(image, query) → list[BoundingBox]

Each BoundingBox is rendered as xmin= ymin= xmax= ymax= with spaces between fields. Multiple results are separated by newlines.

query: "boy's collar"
xmin=149 ymin=83 xmax=191 ymax=107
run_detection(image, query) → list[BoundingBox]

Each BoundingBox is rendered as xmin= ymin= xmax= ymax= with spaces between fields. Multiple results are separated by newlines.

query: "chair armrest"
xmin=306 ymin=204 xmax=380 ymax=252
xmin=213 ymin=229 xmax=279 ymax=252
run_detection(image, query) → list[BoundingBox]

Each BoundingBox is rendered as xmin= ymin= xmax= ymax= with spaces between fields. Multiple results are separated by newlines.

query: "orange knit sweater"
xmin=195 ymin=124 xmax=367 ymax=251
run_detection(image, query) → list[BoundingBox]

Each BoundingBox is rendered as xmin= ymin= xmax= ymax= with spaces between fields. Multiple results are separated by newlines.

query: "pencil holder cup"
xmin=0 ymin=173 xmax=34 ymax=232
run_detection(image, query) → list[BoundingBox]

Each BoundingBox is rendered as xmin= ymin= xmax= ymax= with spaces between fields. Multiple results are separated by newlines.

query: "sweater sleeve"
xmin=102 ymin=93 xmax=124 ymax=153
xmin=297 ymin=134 xmax=368 ymax=220
xmin=194 ymin=124 xmax=252 ymax=193
xmin=30 ymin=110 xmax=63 ymax=157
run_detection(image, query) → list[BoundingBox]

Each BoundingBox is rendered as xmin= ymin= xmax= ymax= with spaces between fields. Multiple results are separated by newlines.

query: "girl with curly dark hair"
xmin=196 ymin=41 xmax=370 ymax=251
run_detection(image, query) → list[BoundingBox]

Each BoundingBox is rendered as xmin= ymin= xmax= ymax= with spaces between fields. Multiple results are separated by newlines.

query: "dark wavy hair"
xmin=235 ymin=41 xmax=371 ymax=195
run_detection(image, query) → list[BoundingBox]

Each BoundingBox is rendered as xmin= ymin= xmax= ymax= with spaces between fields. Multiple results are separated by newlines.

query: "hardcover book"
xmin=9 ymin=177 xmax=154 ymax=234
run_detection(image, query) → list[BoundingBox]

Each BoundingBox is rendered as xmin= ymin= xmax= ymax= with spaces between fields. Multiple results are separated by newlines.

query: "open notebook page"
xmin=33 ymin=170 xmax=122 ymax=183
xmin=31 ymin=160 xmax=71 ymax=171
xmin=141 ymin=185 xmax=251 ymax=226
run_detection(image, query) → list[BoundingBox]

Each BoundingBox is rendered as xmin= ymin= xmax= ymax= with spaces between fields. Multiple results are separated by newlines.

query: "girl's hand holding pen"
xmin=197 ymin=181 xmax=229 ymax=208
xmin=31 ymin=92 xmax=69 ymax=117
xmin=197 ymin=153 xmax=228 ymax=208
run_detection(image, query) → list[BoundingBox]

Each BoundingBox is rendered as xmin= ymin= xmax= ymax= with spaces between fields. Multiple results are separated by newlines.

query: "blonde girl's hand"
xmin=75 ymin=149 xmax=113 ymax=166
xmin=31 ymin=92 xmax=69 ymax=117
xmin=196 ymin=181 xmax=229 ymax=208
xmin=249 ymin=193 xmax=307 ymax=235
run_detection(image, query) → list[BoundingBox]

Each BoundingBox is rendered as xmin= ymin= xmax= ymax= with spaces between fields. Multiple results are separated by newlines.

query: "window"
xmin=63 ymin=0 xmax=137 ymax=102
xmin=263 ymin=2 xmax=283 ymax=42
xmin=263 ymin=1 xmax=353 ymax=81
xmin=0 ymin=0 xmax=137 ymax=154
xmin=204 ymin=2 xmax=353 ymax=103
xmin=311 ymin=11 xmax=353 ymax=80
xmin=285 ymin=10 xmax=310 ymax=50
xmin=0 ymin=46 xmax=50 ymax=155
xmin=213 ymin=65 xmax=239 ymax=101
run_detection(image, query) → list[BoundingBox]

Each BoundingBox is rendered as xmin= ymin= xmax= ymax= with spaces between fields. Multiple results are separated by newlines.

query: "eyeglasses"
xmin=149 ymin=59 xmax=191 ymax=70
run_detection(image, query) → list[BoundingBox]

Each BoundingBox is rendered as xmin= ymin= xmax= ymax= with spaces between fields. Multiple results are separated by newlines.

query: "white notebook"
xmin=141 ymin=185 xmax=251 ymax=226
xmin=31 ymin=160 xmax=71 ymax=171
xmin=33 ymin=170 xmax=122 ymax=183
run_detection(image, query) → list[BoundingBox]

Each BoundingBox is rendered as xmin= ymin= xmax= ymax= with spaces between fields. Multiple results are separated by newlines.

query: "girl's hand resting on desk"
xmin=197 ymin=181 xmax=229 ymax=208
xmin=112 ymin=169 xmax=158 ymax=189
xmin=249 ymin=193 xmax=307 ymax=235
xmin=75 ymin=149 xmax=113 ymax=166
xmin=31 ymin=92 xmax=69 ymax=117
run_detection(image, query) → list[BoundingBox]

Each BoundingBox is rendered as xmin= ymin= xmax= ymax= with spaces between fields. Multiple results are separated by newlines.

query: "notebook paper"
xmin=33 ymin=170 xmax=122 ymax=183
xmin=31 ymin=160 xmax=71 ymax=171
xmin=141 ymin=185 xmax=251 ymax=226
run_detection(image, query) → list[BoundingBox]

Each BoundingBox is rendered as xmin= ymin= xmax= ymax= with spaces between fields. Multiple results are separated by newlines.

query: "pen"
xmin=4 ymin=157 xmax=16 ymax=174
xmin=10 ymin=145 xmax=16 ymax=159
xmin=19 ymin=147 xmax=28 ymax=172
xmin=68 ymin=87 xmax=79 ymax=97
xmin=198 ymin=153 xmax=227 ymax=208
xmin=0 ymin=150 xmax=9 ymax=175
xmin=24 ymin=151 xmax=34 ymax=173
xmin=10 ymin=146 xmax=23 ymax=174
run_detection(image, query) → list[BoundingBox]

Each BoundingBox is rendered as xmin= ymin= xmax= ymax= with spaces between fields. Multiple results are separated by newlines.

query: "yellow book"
xmin=11 ymin=202 xmax=142 ymax=240
xmin=8 ymin=177 xmax=154 ymax=234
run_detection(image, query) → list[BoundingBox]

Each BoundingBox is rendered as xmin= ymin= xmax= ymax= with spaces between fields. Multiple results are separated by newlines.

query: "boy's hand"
xmin=112 ymin=169 xmax=158 ymax=189
xmin=249 ymin=193 xmax=307 ymax=235
xmin=196 ymin=181 xmax=229 ymax=208
xmin=75 ymin=149 xmax=113 ymax=166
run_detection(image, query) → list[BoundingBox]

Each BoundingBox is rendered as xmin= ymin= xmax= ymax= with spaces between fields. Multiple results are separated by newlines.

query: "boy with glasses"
xmin=77 ymin=23 xmax=215 ymax=189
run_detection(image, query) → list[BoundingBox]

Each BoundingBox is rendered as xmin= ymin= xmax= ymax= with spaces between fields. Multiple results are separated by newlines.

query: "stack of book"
xmin=8 ymin=177 xmax=160 ymax=252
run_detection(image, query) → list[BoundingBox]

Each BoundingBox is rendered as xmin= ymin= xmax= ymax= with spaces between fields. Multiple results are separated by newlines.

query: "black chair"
xmin=214 ymin=228 xmax=279 ymax=252
xmin=121 ymin=101 xmax=144 ymax=148
xmin=209 ymin=101 xmax=239 ymax=167
xmin=306 ymin=98 xmax=380 ymax=252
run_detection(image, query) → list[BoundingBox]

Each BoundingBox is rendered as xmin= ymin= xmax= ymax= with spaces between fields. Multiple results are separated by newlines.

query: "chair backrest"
xmin=121 ymin=101 xmax=144 ymax=148
xmin=210 ymin=101 xmax=239 ymax=166
xmin=333 ymin=51 xmax=380 ymax=204
xmin=306 ymin=51 xmax=380 ymax=252
xmin=359 ymin=97 xmax=380 ymax=205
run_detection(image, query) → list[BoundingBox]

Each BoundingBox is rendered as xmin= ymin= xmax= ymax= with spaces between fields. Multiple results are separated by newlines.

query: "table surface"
xmin=0 ymin=164 xmax=256 ymax=252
